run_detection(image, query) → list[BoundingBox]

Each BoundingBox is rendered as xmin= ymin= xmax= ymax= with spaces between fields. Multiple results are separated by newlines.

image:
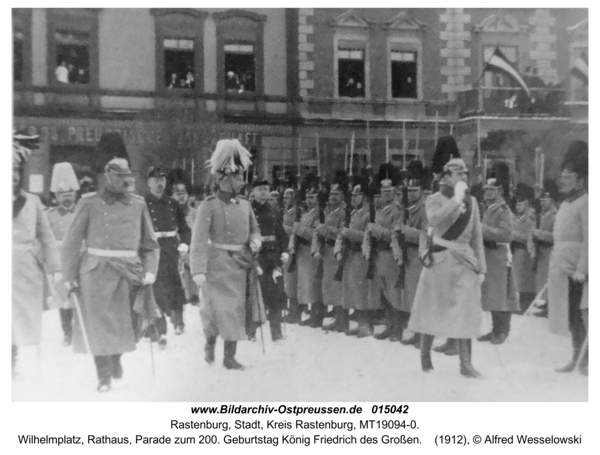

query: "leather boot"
xmin=433 ymin=338 xmax=458 ymax=355
xmin=223 ymin=341 xmax=245 ymax=370
xmin=322 ymin=307 xmax=341 ymax=331
xmin=308 ymin=302 xmax=325 ymax=328
xmin=401 ymin=333 xmax=420 ymax=347
xmin=94 ymin=356 xmax=112 ymax=392
xmin=12 ymin=345 xmax=18 ymax=378
xmin=420 ymin=334 xmax=434 ymax=372
xmin=459 ymin=339 xmax=481 ymax=378
xmin=299 ymin=303 xmax=316 ymax=326
xmin=357 ymin=311 xmax=373 ymax=338
xmin=270 ymin=319 xmax=284 ymax=341
xmin=111 ymin=354 xmax=123 ymax=380
xmin=204 ymin=336 xmax=217 ymax=365
xmin=389 ymin=310 xmax=404 ymax=342
xmin=556 ymin=330 xmax=582 ymax=373
xmin=285 ymin=299 xmax=302 ymax=324
xmin=172 ymin=308 xmax=185 ymax=335
xmin=374 ymin=307 xmax=393 ymax=340
xmin=345 ymin=310 xmax=360 ymax=336
xmin=336 ymin=309 xmax=350 ymax=333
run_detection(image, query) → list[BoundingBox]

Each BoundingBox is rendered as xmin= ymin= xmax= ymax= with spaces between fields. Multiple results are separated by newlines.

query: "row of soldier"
xmin=12 ymin=132 xmax=587 ymax=394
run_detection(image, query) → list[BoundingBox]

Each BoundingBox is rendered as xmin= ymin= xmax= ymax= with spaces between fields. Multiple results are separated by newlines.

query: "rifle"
xmin=313 ymin=189 xmax=327 ymax=278
xmin=398 ymin=177 xmax=409 ymax=289
xmin=365 ymin=184 xmax=377 ymax=280
xmin=333 ymin=196 xmax=353 ymax=282
xmin=286 ymin=189 xmax=303 ymax=273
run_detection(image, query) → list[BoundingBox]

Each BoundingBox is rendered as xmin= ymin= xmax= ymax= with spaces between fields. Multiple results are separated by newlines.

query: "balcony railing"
xmin=457 ymin=86 xmax=567 ymax=119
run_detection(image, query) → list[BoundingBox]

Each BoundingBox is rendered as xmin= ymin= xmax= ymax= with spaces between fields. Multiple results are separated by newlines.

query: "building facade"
xmin=13 ymin=8 xmax=588 ymax=196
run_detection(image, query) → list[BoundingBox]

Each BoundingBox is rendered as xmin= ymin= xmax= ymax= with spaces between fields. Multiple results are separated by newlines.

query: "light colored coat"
xmin=282 ymin=206 xmax=299 ymax=299
xmin=481 ymin=199 xmax=519 ymax=312
xmin=295 ymin=207 xmax=322 ymax=305
xmin=12 ymin=192 xmax=61 ymax=346
xmin=46 ymin=205 xmax=76 ymax=308
xmin=549 ymin=192 xmax=588 ymax=336
xmin=533 ymin=206 xmax=556 ymax=293
xmin=61 ymin=190 xmax=160 ymax=355
xmin=512 ymin=211 xmax=536 ymax=293
xmin=408 ymin=193 xmax=486 ymax=339
xmin=190 ymin=193 xmax=261 ymax=340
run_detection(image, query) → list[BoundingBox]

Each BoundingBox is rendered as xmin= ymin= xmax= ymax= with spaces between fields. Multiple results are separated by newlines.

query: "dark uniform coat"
xmin=511 ymin=211 xmax=536 ymax=293
xmin=295 ymin=207 xmax=321 ymax=305
xmin=145 ymin=193 xmax=191 ymax=314
xmin=481 ymin=198 xmax=519 ymax=312
xmin=312 ymin=203 xmax=345 ymax=307
xmin=340 ymin=203 xmax=381 ymax=310
xmin=369 ymin=202 xmax=402 ymax=310
xmin=190 ymin=192 xmax=262 ymax=340
xmin=408 ymin=193 xmax=486 ymax=338
xmin=282 ymin=205 xmax=299 ymax=299
xmin=61 ymin=190 xmax=160 ymax=355
xmin=12 ymin=191 xmax=61 ymax=346
xmin=252 ymin=200 xmax=287 ymax=313
xmin=179 ymin=205 xmax=199 ymax=301
xmin=533 ymin=205 xmax=556 ymax=294
xmin=396 ymin=198 xmax=427 ymax=313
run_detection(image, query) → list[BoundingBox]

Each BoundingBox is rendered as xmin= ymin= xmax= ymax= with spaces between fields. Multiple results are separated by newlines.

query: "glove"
xmin=272 ymin=268 xmax=283 ymax=282
xmin=312 ymin=251 xmax=323 ymax=260
xmin=572 ymin=271 xmax=587 ymax=283
xmin=280 ymin=252 xmax=289 ymax=264
xmin=193 ymin=273 xmax=206 ymax=288
xmin=292 ymin=222 xmax=300 ymax=235
xmin=177 ymin=243 xmax=189 ymax=254
xmin=315 ymin=223 xmax=327 ymax=236
xmin=478 ymin=273 xmax=485 ymax=286
xmin=65 ymin=281 xmax=79 ymax=292
xmin=51 ymin=272 xmax=63 ymax=285
xmin=142 ymin=272 xmax=156 ymax=285
xmin=250 ymin=239 xmax=262 ymax=253
xmin=454 ymin=180 xmax=468 ymax=203
xmin=340 ymin=227 xmax=349 ymax=238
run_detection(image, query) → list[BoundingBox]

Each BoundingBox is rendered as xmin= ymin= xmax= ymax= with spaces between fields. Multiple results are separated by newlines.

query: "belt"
xmin=262 ymin=235 xmax=276 ymax=242
xmin=326 ymin=239 xmax=336 ymax=247
xmin=483 ymin=240 xmax=498 ymax=249
xmin=511 ymin=241 xmax=526 ymax=250
xmin=208 ymin=239 xmax=245 ymax=252
xmin=155 ymin=230 xmax=177 ymax=238
xmin=13 ymin=243 xmax=33 ymax=250
xmin=87 ymin=248 xmax=137 ymax=258
xmin=296 ymin=237 xmax=311 ymax=246
xmin=433 ymin=236 xmax=470 ymax=252
xmin=555 ymin=241 xmax=583 ymax=248
xmin=375 ymin=240 xmax=391 ymax=250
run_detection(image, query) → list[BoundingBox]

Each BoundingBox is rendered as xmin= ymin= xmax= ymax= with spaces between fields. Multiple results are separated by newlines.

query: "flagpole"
xmin=402 ymin=121 xmax=407 ymax=170
xmin=316 ymin=133 xmax=321 ymax=177
xmin=415 ymin=128 xmax=420 ymax=162
xmin=385 ymin=134 xmax=390 ymax=163
xmin=344 ymin=143 xmax=348 ymax=174
xmin=297 ymin=136 xmax=302 ymax=179
xmin=350 ymin=132 xmax=355 ymax=175
xmin=366 ymin=119 xmax=371 ymax=167
xmin=191 ymin=158 xmax=194 ymax=186
xmin=434 ymin=111 xmax=439 ymax=146
xmin=477 ymin=118 xmax=482 ymax=167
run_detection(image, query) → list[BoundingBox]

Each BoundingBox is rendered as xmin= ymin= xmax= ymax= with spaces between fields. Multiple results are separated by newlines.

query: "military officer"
xmin=478 ymin=162 xmax=519 ymax=345
xmin=145 ymin=167 xmax=191 ymax=344
xmin=190 ymin=139 xmax=263 ymax=370
xmin=282 ymin=187 xmax=302 ymax=323
xmin=251 ymin=179 xmax=287 ymax=341
xmin=511 ymin=184 xmax=537 ymax=313
xmin=549 ymin=141 xmax=588 ymax=376
xmin=313 ymin=180 xmax=346 ymax=331
xmin=62 ymin=157 xmax=160 ymax=392
xmin=46 ymin=162 xmax=80 ymax=346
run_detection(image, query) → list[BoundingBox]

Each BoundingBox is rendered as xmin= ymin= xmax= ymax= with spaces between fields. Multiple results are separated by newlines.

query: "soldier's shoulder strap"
xmin=238 ymin=195 xmax=248 ymax=201
xmin=80 ymin=191 xmax=97 ymax=199
xmin=130 ymin=193 xmax=145 ymax=201
xmin=205 ymin=195 xmax=216 ymax=201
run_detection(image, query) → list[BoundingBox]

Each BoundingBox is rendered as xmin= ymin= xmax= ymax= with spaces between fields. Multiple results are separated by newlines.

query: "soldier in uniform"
xmin=528 ymin=179 xmax=559 ymax=317
xmin=268 ymin=190 xmax=282 ymax=220
xmin=282 ymin=187 xmax=302 ymax=323
xmin=337 ymin=179 xmax=381 ymax=336
xmin=12 ymin=132 xmax=62 ymax=377
xmin=46 ymin=162 xmax=80 ymax=346
xmin=394 ymin=161 xmax=428 ymax=347
xmin=369 ymin=168 xmax=403 ymax=341
xmin=294 ymin=178 xmax=325 ymax=328
xmin=549 ymin=141 xmax=588 ymax=376
xmin=251 ymin=179 xmax=287 ymax=341
xmin=409 ymin=158 xmax=486 ymax=378
xmin=190 ymin=139 xmax=263 ymax=370
xmin=62 ymin=157 xmax=160 ymax=392
xmin=478 ymin=162 xmax=519 ymax=345
xmin=314 ymin=177 xmax=347 ymax=332
xmin=511 ymin=184 xmax=537 ymax=313
xmin=145 ymin=167 xmax=191 ymax=344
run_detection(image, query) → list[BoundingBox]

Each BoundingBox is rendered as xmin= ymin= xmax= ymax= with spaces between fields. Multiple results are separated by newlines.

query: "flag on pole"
xmin=485 ymin=47 xmax=531 ymax=97
xmin=571 ymin=51 xmax=588 ymax=84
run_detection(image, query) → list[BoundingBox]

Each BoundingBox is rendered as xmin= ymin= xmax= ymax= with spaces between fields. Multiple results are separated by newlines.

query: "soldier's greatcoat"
xmin=190 ymin=193 xmax=262 ymax=340
xmin=511 ymin=211 xmax=536 ymax=293
xmin=549 ymin=191 xmax=588 ymax=336
xmin=397 ymin=198 xmax=428 ymax=313
xmin=282 ymin=205 xmax=299 ymax=299
xmin=312 ymin=203 xmax=345 ymax=307
xmin=12 ymin=191 xmax=61 ymax=346
xmin=370 ymin=202 xmax=402 ymax=310
xmin=179 ymin=205 xmax=199 ymax=301
xmin=46 ymin=205 xmax=76 ymax=307
xmin=481 ymin=198 xmax=519 ymax=312
xmin=340 ymin=203 xmax=381 ymax=310
xmin=145 ymin=193 xmax=191 ymax=314
xmin=533 ymin=205 xmax=556 ymax=293
xmin=61 ymin=190 xmax=160 ymax=355
xmin=295 ymin=207 xmax=322 ymax=305
xmin=408 ymin=193 xmax=486 ymax=338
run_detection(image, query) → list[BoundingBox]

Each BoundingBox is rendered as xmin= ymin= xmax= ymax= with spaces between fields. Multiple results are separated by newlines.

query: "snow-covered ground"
xmin=12 ymin=305 xmax=587 ymax=402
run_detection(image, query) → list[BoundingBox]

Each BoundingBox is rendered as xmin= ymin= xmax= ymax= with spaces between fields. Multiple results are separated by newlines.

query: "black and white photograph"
xmin=9 ymin=4 xmax=591 ymax=414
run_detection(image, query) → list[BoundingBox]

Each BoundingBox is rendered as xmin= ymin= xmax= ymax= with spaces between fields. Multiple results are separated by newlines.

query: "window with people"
xmin=164 ymin=38 xmax=195 ymax=89
xmin=224 ymin=43 xmax=255 ymax=93
xmin=54 ymin=30 xmax=90 ymax=85
xmin=338 ymin=48 xmax=365 ymax=98
xmin=391 ymin=50 xmax=417 ymax=99
xmin=14 ymin=31 xmax=24 ymax=83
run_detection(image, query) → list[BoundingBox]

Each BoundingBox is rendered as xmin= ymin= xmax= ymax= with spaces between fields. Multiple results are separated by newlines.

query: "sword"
xmin=68 ymin=287 xmax=93 ymax=356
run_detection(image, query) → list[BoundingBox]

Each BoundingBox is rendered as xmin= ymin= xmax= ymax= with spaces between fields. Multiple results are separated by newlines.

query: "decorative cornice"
xmin=330 ymin=9 xmax=374 ymax=29
xmin=150 ymin=9 xmax=208 ymax=21
xmin=381 ymin=11 xmax=427 ymax=32
xmin=473 ymin=13 xmax=526 ymax=34
xmin=213 ymin=9 xmax=267 ymax=23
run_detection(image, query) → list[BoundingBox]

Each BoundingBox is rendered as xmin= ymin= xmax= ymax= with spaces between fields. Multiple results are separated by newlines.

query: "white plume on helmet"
xmin=50 ymin=162 xmax=80 ymax=193
xmin=208 ymin=139 xmax=252 ymax=176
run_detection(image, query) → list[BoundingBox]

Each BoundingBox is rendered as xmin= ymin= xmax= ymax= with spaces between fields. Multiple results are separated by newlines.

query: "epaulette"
xmin=130 ymin=193 xmax=145 ymax=201
xmin=81 ymin=192 xmax=97 ymax=199
xmin=205 ymin=195 xmax=216 ymax=201
xmin=238 ymin=195 xmax=248 ymax=200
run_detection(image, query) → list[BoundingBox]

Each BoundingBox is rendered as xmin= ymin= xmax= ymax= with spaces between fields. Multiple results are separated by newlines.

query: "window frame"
xmin=46 ymin=8 xmax=99 ymax=90
xmin=214 ymin=9 xmax=266 ymax=97
xmin=151 ymin=9 xmax=207 ymax=95
xmin=13 ymin=9 xmax=33 ymax=87
xmin=334 ymin=34 xmax=370 ymax=100
xmin=387 ymin=37 xmax=422 ymax=101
